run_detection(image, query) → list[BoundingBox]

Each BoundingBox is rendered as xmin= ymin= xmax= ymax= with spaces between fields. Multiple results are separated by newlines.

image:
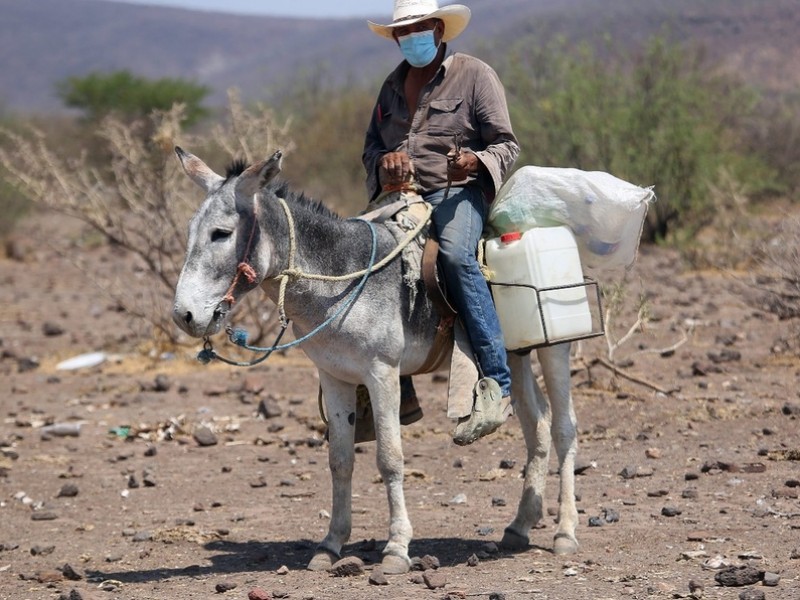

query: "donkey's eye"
xmin=211 ymin=229 xmax=232 ymax=242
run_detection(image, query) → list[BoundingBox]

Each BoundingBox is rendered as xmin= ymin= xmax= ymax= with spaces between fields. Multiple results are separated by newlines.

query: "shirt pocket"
xmin=427 ymin=97 xmax=466 ymax=136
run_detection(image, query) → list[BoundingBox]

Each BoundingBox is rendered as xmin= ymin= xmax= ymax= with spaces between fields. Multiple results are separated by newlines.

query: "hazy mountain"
xmin=2 ymin=0 xmax=798 ymax=114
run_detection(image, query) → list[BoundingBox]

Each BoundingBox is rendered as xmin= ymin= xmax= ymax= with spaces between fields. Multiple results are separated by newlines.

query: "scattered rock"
xmin=31 ymin=511 xmax=58 ymax=521
xmin=35 ymin=569 xmax=63 ymax=583
xmin=30 ymin=544 xmax=55 ymax=556
xmin=57 ymin=483 xmax=79 ymax=498
xmin=257 ymin=397 xmax=283 ymax=419
xmin=61 ymin=563 xmax=83 ymax=581
xmin=329 ymin=556 xmax=364 ymax=577
xmin=58 ymin=590 xmax=89 ymax=600
xmin=41 ymin=423 xmax=81 ymax=439
xmin=193 ymin=426 xmax=218 ymax=447
xmin=762 ymin=571 xmax=780 ymax=586
xmin=619 ymin=465 xmax=653 ymax=479
xmin=603 ymin=507 xmax=620 ymax=523
xmin=132 ymin=530 xmax=153 ymax=542
xmin=491 ymin=496 xmax=506 ymax=507
xmin=411 ymin=554 xmax=440 ymax=571
xmin=368 ymin=569 xmax=388 ymax=586
xmin=715 ymin=565 xmax=763 ymax=587
xmin=153 ymin=374 xmax=172 ymax=392
xmin=738 ymin=590 xmax=765 ymax=600
xmin=466 ymin=553 xmax=479 ymax=567
xmin=449 ymin=493 xmax=467 ymax=505
xmin=215 ymin=581 xmax=237 ymax=593
xmin=688 ymin=579 xmax=704 ymax=593
xmin=142 ymin=470 xmax=157 ymax=487
xmin=781 ymin=402 xmax=800 ymax=416
xmin=250 ymin=476 xmax=268 ymax=488
xmin=645 ymin=447 xmax=662 ymax=459
xmin=275 ymin=565 xmax=289 ymax=575
xmin=42 ymin=321 xmax=65 ymax=337
xmin=247 ymin=588 xmax=272 ymax=600
xmin=661 ymin=506 xmax=682 ymax=517
xmin=498 ymin=458 xmax=516 ymax=469
xmin=423 ymin=570 xmax=447 ymax=589
xmin=707 ymin=349 xmax=741 ymax=363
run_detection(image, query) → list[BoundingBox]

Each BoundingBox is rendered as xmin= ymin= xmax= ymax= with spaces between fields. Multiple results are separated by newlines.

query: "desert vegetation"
xmin=0 ymin=35 xmax=798 ymax=349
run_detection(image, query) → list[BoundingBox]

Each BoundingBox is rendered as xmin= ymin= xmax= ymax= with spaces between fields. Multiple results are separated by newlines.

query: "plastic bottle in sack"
xmin=485 ymin=227 xmax=593 ymax=350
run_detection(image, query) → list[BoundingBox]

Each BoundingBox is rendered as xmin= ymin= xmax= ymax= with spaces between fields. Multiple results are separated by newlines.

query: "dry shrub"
xmin=0 ymin=92 xmax=295 ymax=349
xmin=752 ymin=213 xmax=800 ymax=321
xmin=678 ymin=169 xmax=757 ymax=270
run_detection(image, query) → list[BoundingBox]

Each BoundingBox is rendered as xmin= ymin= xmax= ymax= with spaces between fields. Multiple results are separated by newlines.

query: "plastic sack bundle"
xmin=487 ymin=166 xmax=655 ymax=271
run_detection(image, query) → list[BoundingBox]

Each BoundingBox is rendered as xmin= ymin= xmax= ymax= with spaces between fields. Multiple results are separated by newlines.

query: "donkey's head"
xmin=172 ymin=147 xmax=282 ymax=338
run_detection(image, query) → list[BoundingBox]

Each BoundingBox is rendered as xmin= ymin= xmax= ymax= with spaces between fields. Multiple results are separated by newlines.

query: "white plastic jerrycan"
xmin=485 ymin=226 xmax=593 ymax=350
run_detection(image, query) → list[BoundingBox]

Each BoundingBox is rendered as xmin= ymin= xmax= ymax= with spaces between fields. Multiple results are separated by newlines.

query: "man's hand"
xmin=447 ymin=149 xmax=479 ymax=181
xmin=379 ymin=151 xmax=414 ymax=187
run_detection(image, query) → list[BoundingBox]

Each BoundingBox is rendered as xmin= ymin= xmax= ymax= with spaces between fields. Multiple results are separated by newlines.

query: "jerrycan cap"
xmin=500 ymin=231 xmax=522 ymax=243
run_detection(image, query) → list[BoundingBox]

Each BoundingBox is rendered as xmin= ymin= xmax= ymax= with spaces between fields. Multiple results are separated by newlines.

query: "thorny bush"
xmin=0 ymin=93 xmax=295 ymax=350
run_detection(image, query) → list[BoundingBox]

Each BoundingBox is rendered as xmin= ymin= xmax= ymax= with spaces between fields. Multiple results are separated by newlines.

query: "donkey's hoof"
xmin=307 ymin=549 xmax=338 ymax=571
xmin=500 ymin=527 xmax=530 ymax=551
xmin=381 ymin=554 xmax=410 ymax=574
xmin=553 ymin=533 xmax=579 ymax=555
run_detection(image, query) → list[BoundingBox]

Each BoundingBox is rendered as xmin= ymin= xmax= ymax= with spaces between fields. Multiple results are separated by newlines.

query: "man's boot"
xmin=452 ymin=377 xmax=513 ymax=446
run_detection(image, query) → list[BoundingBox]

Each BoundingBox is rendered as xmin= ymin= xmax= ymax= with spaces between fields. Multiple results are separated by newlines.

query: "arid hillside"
xmin=1 ymin=0 xmax=798 ymax=113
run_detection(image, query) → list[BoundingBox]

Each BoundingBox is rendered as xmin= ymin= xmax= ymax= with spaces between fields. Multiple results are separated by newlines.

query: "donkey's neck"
xmin=258 ymin=193 xmax=380 ymax=308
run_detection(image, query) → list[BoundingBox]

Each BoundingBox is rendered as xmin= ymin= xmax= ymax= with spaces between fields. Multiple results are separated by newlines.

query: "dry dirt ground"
xmin=1 ymin=212 xmax=799 ymax=600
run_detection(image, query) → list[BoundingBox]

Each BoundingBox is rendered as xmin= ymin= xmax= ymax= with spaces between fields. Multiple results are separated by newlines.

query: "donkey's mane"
xmin=224 ymin=158 xmax=342 ymax=222
xmin=225 ymin=158 xmax=249 ymax=180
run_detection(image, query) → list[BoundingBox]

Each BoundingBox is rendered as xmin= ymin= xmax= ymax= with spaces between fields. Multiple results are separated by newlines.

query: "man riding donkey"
xmin=362 ymin=0 xmax=520 ymax=444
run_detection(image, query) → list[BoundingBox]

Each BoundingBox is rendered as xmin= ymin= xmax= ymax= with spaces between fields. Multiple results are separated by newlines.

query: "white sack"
xmin=488 ymin=166 xmax=655 ymax=271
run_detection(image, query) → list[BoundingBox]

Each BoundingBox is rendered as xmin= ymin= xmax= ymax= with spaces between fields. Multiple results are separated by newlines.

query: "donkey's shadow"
xmin=86 ymin=536 xmax=542 ymax=584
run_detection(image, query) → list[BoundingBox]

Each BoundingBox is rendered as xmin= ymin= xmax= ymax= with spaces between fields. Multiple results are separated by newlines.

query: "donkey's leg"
xmin=366 ymin=367 xmax=412 ymax=574
xmin=307 ymin=373 xmax=357 ymax=571
xmin=539 ymin=343 xmax=579 ymax=555
xmin=501 ymin=351 xmax=552 ymax=550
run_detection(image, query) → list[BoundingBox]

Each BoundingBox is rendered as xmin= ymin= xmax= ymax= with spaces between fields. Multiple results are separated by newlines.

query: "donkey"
xmin=171 ymin=148 xmax=581 ymax=574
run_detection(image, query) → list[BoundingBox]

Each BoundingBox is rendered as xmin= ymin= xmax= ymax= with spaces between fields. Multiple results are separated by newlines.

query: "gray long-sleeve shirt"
xmin=362 ymin=48 xmax=520 ymax=202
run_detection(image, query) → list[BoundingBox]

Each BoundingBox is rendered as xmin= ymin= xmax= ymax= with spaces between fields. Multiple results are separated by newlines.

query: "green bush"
xmin=56 ymin=70 xmax=211 ymax=127
xmin=494 ymin=35 xmax=769 ymax=242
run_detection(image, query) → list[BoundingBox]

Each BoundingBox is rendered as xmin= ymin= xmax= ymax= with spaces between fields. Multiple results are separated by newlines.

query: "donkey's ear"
xmin=175 ymin=146 xmax=224 ymax=192
xmin=235 ymin=150 xmax=283 ymax=199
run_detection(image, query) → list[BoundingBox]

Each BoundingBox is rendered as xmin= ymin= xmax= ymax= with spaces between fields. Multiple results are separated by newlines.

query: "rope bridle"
xmin=198 ymin=193 xmax=432 ymax=367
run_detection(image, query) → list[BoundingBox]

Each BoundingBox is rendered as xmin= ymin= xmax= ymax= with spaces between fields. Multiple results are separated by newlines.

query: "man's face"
xmin=392 ymin=18 xmax=444 ymax=43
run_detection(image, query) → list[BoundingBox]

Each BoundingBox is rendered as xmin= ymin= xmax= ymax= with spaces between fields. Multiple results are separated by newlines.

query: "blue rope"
xmin=198 ymin=218 xmax=378 ymax=367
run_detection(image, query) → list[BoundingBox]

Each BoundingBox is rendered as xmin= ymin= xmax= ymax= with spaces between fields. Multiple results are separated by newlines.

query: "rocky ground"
xmin=1 ymin=212 xmax=799 ymax=600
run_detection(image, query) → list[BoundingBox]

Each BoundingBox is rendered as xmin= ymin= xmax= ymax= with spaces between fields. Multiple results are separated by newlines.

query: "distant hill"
xmin=1 ymin=0 xmax=799 ymax=114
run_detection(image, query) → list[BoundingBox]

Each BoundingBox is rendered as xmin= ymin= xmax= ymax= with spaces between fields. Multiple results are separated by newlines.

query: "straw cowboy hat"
xmin=368 ymin=0 xmax=471 ymax=42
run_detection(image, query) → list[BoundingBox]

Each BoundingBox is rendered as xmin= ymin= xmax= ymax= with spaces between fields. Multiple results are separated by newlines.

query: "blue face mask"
xmin=398 ymin=30 xmax=439 ymax=68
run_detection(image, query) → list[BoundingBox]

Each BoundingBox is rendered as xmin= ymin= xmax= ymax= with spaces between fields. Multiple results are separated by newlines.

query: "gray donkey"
xmin=171 ymin=148 xmax=581 ymax=574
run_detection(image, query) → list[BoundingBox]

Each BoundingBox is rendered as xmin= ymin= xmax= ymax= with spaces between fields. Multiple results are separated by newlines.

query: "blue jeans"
xmin=424 ymin=186 xmax=511 ymax=397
